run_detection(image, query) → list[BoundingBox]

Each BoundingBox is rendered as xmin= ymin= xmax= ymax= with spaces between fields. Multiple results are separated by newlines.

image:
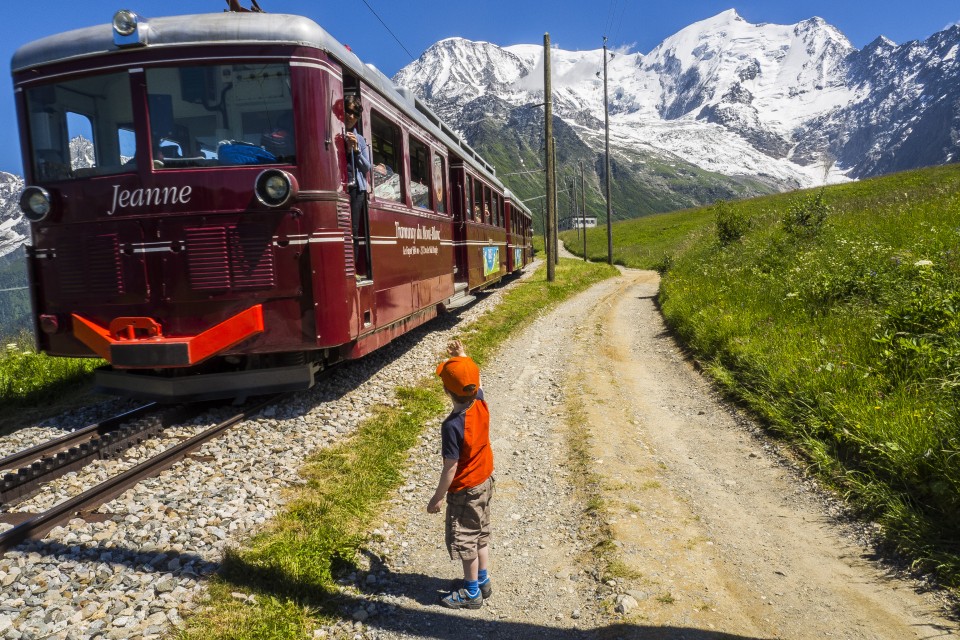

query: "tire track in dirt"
xmin=570 ymin=268 xmax=956 ymax=639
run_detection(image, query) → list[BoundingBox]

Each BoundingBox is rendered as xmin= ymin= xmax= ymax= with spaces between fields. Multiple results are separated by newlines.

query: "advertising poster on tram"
xmin=483 ymin=246 xmax=499 ymax=277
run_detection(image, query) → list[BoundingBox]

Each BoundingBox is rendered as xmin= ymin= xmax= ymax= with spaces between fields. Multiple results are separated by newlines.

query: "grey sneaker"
xmin=440 ymin=588 xmax=483 ymax=609
xmin=479 ymin=579 xmax=493 ymax=599
xmin=448 ymin=578 xmax=492 ymax=600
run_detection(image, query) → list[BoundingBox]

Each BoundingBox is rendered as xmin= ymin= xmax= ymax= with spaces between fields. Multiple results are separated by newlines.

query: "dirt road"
xmin=325 ymin=268 xmax=957 ymax=639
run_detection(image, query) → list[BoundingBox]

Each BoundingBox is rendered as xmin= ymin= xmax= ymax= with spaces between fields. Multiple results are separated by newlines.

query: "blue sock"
xmin=465 ymin=579 xmax=480 ymax=598
xmin=478 ymin=569 xmax=489 ymax=584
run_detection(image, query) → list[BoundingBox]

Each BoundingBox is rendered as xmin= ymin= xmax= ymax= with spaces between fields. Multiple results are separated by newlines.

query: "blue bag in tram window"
xmin=217 ymin=140 xmax=277 ymax=165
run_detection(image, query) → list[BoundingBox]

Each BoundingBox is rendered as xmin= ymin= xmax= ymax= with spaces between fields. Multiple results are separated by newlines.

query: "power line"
xmin=357 ymin=0 xmax=418 ymax=63
xmin=608 ymin=1 xmax=628 ymax=54
xmin=602 ymin=0 xmax=620 ymax=45
xmin=502 ymin=168 xmax=545 ymax=177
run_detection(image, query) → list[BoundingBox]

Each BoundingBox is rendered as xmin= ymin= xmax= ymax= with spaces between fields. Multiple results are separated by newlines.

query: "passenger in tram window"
xmin=343 ymin=94 xmax=371 ymax=277
xmin=412 ymin=181 xmax=431 ymax=209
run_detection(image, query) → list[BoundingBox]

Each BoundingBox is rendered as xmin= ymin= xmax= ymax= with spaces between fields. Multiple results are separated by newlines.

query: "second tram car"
xmin=12 ymin=9 xmax=533 ymax=401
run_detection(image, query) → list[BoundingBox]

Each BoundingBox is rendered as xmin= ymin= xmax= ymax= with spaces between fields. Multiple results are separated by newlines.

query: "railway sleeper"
xmin=0 ymin=405 xmax=200 ymax=507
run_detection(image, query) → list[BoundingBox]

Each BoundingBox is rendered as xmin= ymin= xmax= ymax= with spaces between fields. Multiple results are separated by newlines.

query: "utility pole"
xmin=541 ymin=202 xmax=547 ymax=252
xmin=544 ymin=33 xmax=556 ymax=282
xmin=602 ymin=37 xmax=613 ymax=265
xmin=580 ymin=160 xmax=587 ymax=262
xmin=575 ymin=176 xmax=581 ymax=244
xmin=552 ymin=144 xmax=559 ymax=265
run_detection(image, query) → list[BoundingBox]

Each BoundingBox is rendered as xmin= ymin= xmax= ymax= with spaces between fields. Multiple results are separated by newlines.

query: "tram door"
xmin=450 ymin=166 xmax=469 ymax=285
xmin=342 ymin=74 xmax=372 ymax=280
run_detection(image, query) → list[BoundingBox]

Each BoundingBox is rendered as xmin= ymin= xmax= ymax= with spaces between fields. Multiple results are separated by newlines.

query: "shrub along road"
xmin=327 ymin=268 xmax=956 ymax=639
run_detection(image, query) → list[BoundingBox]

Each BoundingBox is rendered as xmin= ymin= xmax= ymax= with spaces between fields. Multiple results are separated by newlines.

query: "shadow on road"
xmin=220 ymin=552 xmax=774 ymax=640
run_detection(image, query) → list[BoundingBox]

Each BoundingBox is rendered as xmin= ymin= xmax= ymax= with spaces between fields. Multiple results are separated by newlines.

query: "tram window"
xmin=66 ymin=113 xmax=94 ymax=172
xmin=483 ymin=186 xmax=491 ymax=225
xmin=118 ymin=128 xmax=136 ymax=164
xmin=473 ymin=179 xmax=483 ymax=222
xmin=408 ymin=136 xmax=432 ymax=210
xmin=465 ymin=176 xmax=473 ymax=220
xmin=25 ymin=72 xmax=134 ymax=181
xmin=433 ymin=155 xmax=446 ymax=214
xmin=145 ymin=63 xmax=295 ymax=169
xmin=370 ymin=111 xmax=403 ymax=203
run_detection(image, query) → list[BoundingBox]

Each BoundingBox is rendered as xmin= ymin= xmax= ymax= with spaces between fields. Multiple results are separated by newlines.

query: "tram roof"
xmin=11 ymin=11 xmax=504 ymax=189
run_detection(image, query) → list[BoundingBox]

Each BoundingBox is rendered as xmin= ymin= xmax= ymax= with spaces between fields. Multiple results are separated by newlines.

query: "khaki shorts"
xmin=444 ymin=475 xmax=494 ymax=561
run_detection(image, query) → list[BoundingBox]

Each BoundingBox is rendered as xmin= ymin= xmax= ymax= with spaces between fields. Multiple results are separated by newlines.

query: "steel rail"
xmin=0 ymin=403 xmax=158 ymax=472
xmin=0 ymin=395 xmax=282 ymax=554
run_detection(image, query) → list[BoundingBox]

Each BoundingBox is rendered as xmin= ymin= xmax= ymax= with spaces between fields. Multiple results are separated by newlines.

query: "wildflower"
xmin=5 ymin=344 xmax=15 ymax=350
xmin=914 ymin=259 xmax=933 ymax=267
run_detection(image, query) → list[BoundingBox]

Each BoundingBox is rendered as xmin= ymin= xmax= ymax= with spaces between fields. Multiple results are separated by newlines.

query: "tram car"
xmin=11 ymin=8 xmax=534 ymax=401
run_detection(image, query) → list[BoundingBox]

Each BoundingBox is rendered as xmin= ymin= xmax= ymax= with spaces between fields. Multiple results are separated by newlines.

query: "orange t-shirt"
xmin=441 ymin=388 xmax=494 ymax=492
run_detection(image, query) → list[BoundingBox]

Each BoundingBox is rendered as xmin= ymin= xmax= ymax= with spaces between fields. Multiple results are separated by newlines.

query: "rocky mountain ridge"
xmin=394 ymin=10 xmax=960 ymax=207
xmin=0 ymin=172 xmax=26 ymax=259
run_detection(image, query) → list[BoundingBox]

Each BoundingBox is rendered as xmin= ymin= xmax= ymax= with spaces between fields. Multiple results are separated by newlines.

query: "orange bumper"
xmin=72 ymin=305 xmax=264 ymax=368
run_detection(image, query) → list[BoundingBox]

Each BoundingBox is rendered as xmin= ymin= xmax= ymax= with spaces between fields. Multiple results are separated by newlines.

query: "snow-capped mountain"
xmin=395 ymin=10 xmax=960 ymax=204
xmin=0 ymin=136 xmax=94 ymax=260
xmin=795 ymin=23 xmax=960 ymax=176
xmin=0 ymin=172 xmax=26 ymax=259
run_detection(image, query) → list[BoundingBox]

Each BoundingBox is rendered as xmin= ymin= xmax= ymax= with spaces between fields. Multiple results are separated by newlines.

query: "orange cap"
xmin=436 ymin=356 xmax=480 ymax=397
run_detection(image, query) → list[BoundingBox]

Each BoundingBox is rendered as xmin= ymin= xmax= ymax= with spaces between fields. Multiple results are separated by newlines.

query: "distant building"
xmin=559 ymin=216 xmax=597 ymax=231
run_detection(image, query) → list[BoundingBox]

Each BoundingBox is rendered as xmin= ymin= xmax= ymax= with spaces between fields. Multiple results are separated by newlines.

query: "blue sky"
xmin=1 ymin=0 xmax=958 ymax=176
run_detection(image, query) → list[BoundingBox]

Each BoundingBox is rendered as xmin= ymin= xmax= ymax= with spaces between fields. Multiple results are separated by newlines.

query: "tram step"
xmin=443 ymin=292 xmax=476 ymax=310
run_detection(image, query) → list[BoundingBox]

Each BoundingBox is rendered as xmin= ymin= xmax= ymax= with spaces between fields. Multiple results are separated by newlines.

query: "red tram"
xmin=11 ymin=9 xmax=534 ymax=401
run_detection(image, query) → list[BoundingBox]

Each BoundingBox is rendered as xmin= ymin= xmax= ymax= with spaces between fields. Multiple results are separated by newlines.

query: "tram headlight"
xmin=255 ymin=169 xmax=298 ymax=208
xmin=113 ymin=10 xmax=138 ymax=36
xmin=113 ymin=10 xmax=148 ymax=47
xmin=19 ymin=186 xmax=52 ymax=223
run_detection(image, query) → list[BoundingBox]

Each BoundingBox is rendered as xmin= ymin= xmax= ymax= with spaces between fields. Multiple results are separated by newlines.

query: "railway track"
xmin=0 ymin=395 xmax=282 ymax=553
xmin=0 ymin=402 xmax=189 ymax=506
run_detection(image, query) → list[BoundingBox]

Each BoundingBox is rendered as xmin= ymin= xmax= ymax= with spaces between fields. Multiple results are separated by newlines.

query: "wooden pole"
xmin=580 ymin=160 xmax=587 ymax=261
xmin=603 ymin=38 xmax=613 ymax=265
xmin=544 ymin=33 xmax=556 ymax=281
xmin=552 ymin=144 xmax=559 ymax=265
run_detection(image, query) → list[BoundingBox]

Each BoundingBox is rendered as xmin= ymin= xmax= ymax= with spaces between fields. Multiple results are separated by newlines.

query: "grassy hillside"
xmin=460 ymin=95 xmax=778 ymax=231
xmin=0 ymin=247 xmax=30 ymax=337
xmin=565 ymin=163 xmax=960 ymax=585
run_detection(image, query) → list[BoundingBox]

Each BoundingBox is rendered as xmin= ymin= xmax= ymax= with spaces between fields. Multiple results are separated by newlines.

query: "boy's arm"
xmin=446 ymin=339 xmax=482 ymax=389
xmin=427 ymin=458 xmax=458 ymax=513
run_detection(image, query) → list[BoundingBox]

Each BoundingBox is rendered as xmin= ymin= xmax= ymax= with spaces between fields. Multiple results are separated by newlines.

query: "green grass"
xmin=0 ymin=331 xmax=102 ymax=432
xmin=176 ymin=258 xmax=619 ymax=639
xmin=585 ymin=163 xmax=960 ymax=585
xmin=560 ymin=206 xmax=714 ymax=271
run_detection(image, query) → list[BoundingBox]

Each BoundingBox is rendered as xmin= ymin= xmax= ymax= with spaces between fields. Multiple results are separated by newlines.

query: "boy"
xmin=427 ymin=339 xmax=495 ymax=609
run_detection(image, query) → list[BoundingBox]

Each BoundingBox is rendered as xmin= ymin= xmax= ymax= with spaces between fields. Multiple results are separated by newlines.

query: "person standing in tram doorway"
xmin=344 ymin=93 xmax=371 ymax=279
